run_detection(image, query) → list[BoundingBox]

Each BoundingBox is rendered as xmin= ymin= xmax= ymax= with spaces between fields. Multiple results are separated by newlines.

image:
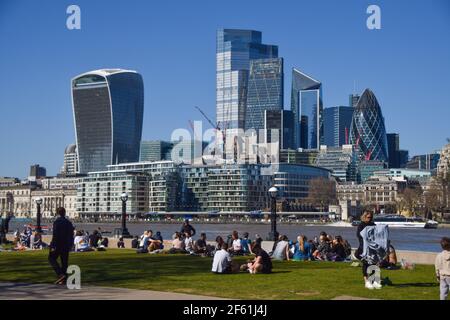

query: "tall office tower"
xmin=140 ymin=141 xmax=174 ymax=162
xmin=349 ymin=93 xmax=360 ymax=107
xmin=399 ymin=150 xmax=409 ymax=168
xmin=264 ymin=109 xmax=294 ymax=149
xmin=29 ymin=164 xmax=46 ymax=178
xmin=245 ymin=58 xmax=283 ymax=133
xmin=349 ymin=89 xmax=388 ymax=162
xmin=323 ymin=106 xmax=354 ymax=147
xmin=60 ymin=144 xmax=79 ymax=175
xmin=291 ymin=68 xmax=323 ymax=150
xmin=72 ymin=69 xmax=144 ymax=174
xmin=216 ymin=29 xmax=278 ymax=135
xmin=386 ymin=133 xmax=400 ymax=168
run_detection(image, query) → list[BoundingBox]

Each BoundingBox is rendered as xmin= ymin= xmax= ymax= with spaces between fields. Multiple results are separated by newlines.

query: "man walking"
xmin=48 ymin=207 xmax=74 ymax=285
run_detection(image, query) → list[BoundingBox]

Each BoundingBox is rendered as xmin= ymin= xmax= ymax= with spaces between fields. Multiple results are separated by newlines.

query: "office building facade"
xmin=245 ymin=58 xmax=283 ymax=134
xmin=349 ymin=89 xmax=388 ymax=162
xmin=291 ymin=68 xmax=323 ymax=150
xmin=315 ymin=145 xmax=357 ymax=182
xmin=72 ymin=69 xmax=144 ymax=173
xmin=60 ymin=144 xmax=79 ymax=175
xmin=386 ymin=133 xmax=400 ymax=168
xmin=140 ymin=140 xmax=174 ymax=162
xmin=216 ymin=29 xmax=278 ymax=135
xmin=323 ymin=106 xmax=354 ymax=147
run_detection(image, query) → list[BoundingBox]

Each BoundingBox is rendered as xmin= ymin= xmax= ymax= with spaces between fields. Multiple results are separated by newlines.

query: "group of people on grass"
xmin=73 ymin=229 xmax=109 ymax=252
xmin=11 ymin=227 xmax=46 ymax=250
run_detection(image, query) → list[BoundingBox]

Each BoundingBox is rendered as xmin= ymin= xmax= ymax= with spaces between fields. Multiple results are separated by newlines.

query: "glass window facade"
xmin=245 ymin=58 xmax=283 ymax=133
xmin=291 ymin=69 xmax=323 ymax=150
xmin=216 ymin=29 xmax=278 ymax=135
xmin=72 ymin=69 xmax=144 ymax=174
xmin=323 ymin=106 xmax=354 ymax=147
xmin=349 ymin=89 xmax=388 ymax=163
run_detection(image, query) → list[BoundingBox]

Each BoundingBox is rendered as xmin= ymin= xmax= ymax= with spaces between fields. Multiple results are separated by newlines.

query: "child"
xmin=435 ymin=237 xmax=450 ymax=300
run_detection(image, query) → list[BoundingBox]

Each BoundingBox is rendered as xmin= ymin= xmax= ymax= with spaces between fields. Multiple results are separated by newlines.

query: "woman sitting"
xmin=293 ymin=235 xmax=312 ymax=261
xmin=74 ymin=231 xmax=92 ymax=252
xmin=169 ymin=232 xmax=186 ymax=254
xmin=327 ymin=236 xmax=347 ymax=262
xmin=271 ymin=235 xmax=290 ymax=261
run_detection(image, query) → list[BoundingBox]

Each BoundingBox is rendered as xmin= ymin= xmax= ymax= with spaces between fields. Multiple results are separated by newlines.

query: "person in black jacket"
xmin=355 ymin=211 xmax=378 ymax=289
xmin=180 ymin=219 xmax=196 ymax=238
xmin=48 ymin=207 xmax=74 ymax=285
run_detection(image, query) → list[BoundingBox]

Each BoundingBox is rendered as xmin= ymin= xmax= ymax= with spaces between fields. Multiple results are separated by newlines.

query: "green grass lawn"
xmin=0 ymin=249 xmax=440 ymax=300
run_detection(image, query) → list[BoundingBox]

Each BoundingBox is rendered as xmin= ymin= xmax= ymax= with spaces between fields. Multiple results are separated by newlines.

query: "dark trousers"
xmin=355 ymin=247 xmax=370 ymax=277
xmin=48 ymin=249 xmax=69 ymax=277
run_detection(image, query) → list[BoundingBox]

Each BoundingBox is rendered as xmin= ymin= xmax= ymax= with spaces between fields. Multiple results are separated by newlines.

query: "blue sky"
xmin=0 ymin=0 xmax=449 ymax=178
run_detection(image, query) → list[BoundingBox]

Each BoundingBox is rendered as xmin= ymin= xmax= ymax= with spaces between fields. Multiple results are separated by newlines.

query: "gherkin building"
xmin=349 ymin=89 xmax=388 ymax=162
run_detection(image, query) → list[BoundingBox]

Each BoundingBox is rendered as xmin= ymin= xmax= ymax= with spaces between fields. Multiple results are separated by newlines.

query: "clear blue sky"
xmin=0 ymin=0 xmax=449 ymax=178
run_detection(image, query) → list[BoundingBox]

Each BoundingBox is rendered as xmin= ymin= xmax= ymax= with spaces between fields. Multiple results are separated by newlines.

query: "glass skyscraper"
xmin=291 ymin=68 xmax=323 ymax=150
xmin=245 ymin=58 xmax=283 ymax=133
xmin=349 ymin=89 xmax=388 ymax=163
xmin=386 ymin=133 xmax=400 ymax=168
xmin=140 ymin=141 xmax=174 ymax=162
xmin=72 ymin=69 xmax=144 ymax=174
xmin=216 ymin=29 xmax=278 ymax=135
xmin=323 ymin=106 xmax=354 ymax=147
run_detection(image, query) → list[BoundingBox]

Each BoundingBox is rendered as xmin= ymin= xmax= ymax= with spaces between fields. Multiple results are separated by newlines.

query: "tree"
xmin=397 ymin=185 xmax=423 ymax=216
xmin=306 ymin=177 xmax=337 ymax=211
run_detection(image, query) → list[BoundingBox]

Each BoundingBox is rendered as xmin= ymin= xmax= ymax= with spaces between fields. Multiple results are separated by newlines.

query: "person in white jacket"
xmin=435 ymin=237 xmax=450 ymax=300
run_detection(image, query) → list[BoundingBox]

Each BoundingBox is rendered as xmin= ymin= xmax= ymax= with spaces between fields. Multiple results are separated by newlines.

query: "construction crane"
xmin=194 ymin=106 xmax=226 ymax=160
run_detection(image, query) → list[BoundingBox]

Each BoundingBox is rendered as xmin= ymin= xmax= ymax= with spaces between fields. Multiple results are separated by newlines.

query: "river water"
xmin=10 ymin=220 xmax=449 ymax=253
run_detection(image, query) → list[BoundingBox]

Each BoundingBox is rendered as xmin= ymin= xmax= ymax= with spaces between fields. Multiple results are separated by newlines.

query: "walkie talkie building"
xmin=71 ymin=69 xmax=144 ymax=174
xmin=349 ymin=88 xmax=388 ymax=162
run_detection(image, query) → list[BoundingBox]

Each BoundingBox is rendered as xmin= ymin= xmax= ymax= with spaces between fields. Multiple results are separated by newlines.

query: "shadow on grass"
xmin=389 ymin=282 xmax=438 ymax=288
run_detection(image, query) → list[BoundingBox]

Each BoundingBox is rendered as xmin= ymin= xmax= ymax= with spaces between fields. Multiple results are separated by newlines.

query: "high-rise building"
xmin=29 ymin=164 xmax=46 ymax=178
xmin=349 ymin=89 xmax=388 ymax=162
xmin=349 ymin=93 xmax=360 ymax=107
xmin=406 ymin=152 xmax=440 ymax=171
xmin=399 ymin=150 xmax=409 ymax=168
xmin=140 ymin=141 xmax=174 ymax=162
xmin=323 ymin=106 xmax=354 ymax=147
xmin=315 ymin=145 xmax=357 ymax=182
xmin=437 ymin=143 xmax=450 ymax=177
xmin=216 ymin=29 xmax=278 ymax=135
xmin=60 ymin=144 xmax=79 ymax=175
xmin=264 ymin=109 xmax=294 ymax=149
xmin=72 ymin=69 xmax=144 ymax=174
xmin=386 ymin=133 xmax=400 ymax=168
xmin=358 ymin=160 xmax=386 ymax=183
xmin=291 ymin=68 xmax=323 ymax=150
xmin=245 ymin=58 xmax=283 ymax=133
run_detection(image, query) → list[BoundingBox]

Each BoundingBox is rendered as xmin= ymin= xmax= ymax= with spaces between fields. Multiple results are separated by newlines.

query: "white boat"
xmin=372 ymin=214 xmax=438 ymax=229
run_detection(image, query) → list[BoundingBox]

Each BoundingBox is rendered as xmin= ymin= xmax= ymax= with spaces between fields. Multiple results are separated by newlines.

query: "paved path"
xmin=0 ymin=282 xmax=227 ymax=300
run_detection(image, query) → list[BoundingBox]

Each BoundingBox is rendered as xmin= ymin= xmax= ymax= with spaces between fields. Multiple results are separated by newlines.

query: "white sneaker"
xmin=365 ymin=281 xmax=374 ymax=290
xmin=372 ymin=281 xmax=382 ymax=289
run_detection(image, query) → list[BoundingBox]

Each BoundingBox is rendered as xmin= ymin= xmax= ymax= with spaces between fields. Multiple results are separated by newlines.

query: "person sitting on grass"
xmin=214 ymin=236 xmax=224 ymax=255
xmin=241 ymin=232 xmax=251 ymax=255
xmin=212 ymin=243 xmax=238 ymax=274
xmin=246 ymin=244 xmax=272 ymax=274
xmin=137 ymin=230 xmax=151 ymax=253
xmin=30 ymin=231 xmax=46 ymax=250
xmin=169 ymin=232 xmax=185 ymax=254
xmin=131 ymin=235 xmax=139 ymax=249
xmin=229 ymin=231 xmax=243 ymax=256
xmin=184 ymin=231 xmax=195 ymax=254
xmin=74 ymin=230 xmax=92 ymax=252
xmin=147 ymin=230 xmax=162 ymax=253
xmin=312 ymin=232 xmax=331 ymax=261
xmin=89 ymin=230 xmax=101 ymax=249
xmin=117 ymin=237 xmax=125 ymax=248
xmin=293 ymin=235 xmax=312 ymax=261
xmin=379 ymin=244 xmax=399 ymax=269
xmin=271 ymin=235 xmax=290 ymax=261
xmin=327 ymin=235 xmax=347 ymax=262
xmin=194 ymin=233 xmax=210 ymax=256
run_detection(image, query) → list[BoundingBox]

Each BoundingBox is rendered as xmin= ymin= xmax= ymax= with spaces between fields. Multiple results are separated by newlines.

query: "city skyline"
xmin=1 ymin=0 xmax=450 ymax=178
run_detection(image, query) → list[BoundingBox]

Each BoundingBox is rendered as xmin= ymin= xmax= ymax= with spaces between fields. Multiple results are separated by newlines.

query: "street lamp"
xmin=268 ymin=186 xmax=279 ymax=241
xmin=119 ymin=192 xmax=131 ymax=238
xmin=35 ymin=197 xmax=43 ymax=233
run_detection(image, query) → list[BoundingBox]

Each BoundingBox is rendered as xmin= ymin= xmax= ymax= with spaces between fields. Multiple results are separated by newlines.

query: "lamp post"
xmin=35 ymin=197 xmax=43 ymax=233
xmin=268 ymin=186 xmax=279 ymax=241
xmin=119 ymin=192 xmax=131 ymax=238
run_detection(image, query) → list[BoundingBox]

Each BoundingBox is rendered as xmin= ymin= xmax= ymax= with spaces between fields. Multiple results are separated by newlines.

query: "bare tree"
xmin=306 ymin=177 xmax=337 ymax=211
xmin=397 ymin=185 xmax=423 ymax=216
